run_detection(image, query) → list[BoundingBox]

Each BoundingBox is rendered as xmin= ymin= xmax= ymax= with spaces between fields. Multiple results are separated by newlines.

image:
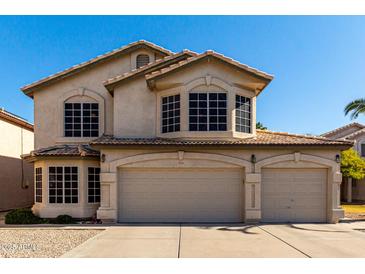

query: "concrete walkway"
xmin=62 ymin=222 xmax=365 ymax=258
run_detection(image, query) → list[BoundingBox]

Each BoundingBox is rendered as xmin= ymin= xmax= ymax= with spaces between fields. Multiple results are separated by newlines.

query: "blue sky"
xmin=0 ymin=16 xmax=364 ymax=134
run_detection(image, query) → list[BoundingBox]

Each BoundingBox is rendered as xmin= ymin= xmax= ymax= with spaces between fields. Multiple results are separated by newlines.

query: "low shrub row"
xmin=5 ymin=208 xmax=76 ymax=225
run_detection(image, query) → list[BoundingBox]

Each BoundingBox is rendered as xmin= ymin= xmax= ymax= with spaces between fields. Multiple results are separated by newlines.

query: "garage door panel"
xmin=118 ymin=168 xmax=242 ymax=223
xmin=262 ymin=168 xmax=327 ymax=223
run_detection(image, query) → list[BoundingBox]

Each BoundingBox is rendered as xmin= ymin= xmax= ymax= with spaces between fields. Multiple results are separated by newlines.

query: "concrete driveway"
xmin=62 ymin=222 xmax=365 ymax=258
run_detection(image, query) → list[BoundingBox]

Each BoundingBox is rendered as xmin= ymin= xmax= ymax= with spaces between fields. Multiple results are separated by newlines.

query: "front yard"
xmin=342 ymin=203 xmax=365 ymax=220
xmin=0 ymin=228 xmax=101 ymax=258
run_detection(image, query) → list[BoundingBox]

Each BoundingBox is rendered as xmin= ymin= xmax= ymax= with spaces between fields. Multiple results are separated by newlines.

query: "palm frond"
xmin=344 ymin=98 xmax=365 ymax=119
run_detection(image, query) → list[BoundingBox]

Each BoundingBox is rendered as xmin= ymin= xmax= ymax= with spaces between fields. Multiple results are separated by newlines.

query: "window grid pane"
xmin=235 ymin=95 xmax=251 ymax=133
xmin=35 ymin=167 xmax=42 ymax=203
xmin=161 ymin=95 xmax=180 ymax=133
xmin=189 ymin=92 xmax=227 ymax=131
xmin=48 ymin=166 xmax=78 ymax=204
xmin=64 ymin=167 xmax=78 ymax=204
xmin=48 ymin=166 xmax=64 ymax=204
xmin=361 ymin=144 xmax=365 ymax=157
xmin=64 ymin=103 xmax=99 ymax=137
xmin=88 ymin=167 xmax=101 ymax=203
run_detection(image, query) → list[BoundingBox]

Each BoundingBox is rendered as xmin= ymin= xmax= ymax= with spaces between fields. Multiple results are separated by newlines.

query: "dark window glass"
xmin=189 ymin=92 xmax=227 ymax=131
xmin=64 ymin=103 xmax=99 ymax=137
xmin=35 ymin=167 xmax=42 ymax=203
xmin=88 ymin=167 xmax=101 ymax=203
xmin=49 ymin=166 xmax=78 ymax=204
xmin=161 ymin=95 xmax=180 ymax=133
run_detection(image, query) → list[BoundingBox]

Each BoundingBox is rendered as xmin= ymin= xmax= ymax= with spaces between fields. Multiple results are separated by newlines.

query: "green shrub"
xmin=5 ymin=208 xmax=43 ymax=224
xmin=52 ymin=214 xmax=75 ymax=224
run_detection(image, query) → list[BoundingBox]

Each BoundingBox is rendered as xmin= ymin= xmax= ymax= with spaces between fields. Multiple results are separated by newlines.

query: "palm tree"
xmin=256 ymin=122 xmax=267 ymax=130
xmin=344 ymin=98 xmax=365 ymax=119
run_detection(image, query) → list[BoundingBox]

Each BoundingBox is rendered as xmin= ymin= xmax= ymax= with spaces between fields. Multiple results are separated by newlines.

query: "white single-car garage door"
xmin=118 ymin=168 xmax=242 ymax=223
xmin=262 ymin=168 xmax=327 ymax=223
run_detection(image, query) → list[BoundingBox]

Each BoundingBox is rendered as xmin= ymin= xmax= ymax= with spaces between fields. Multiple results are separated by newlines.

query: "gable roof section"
xmin=341 ymin=128 xmax=365 ymax=140
xmin=145 ymin=50 xmax=274 ymax=92
xmin=21 ymin=40 xmax=174 ymax=97
xmin=321 ymin=122 xmax=365 ymax=138
xmin=90 ymin=130 xmax=353 ymax=147
xmin=0 ymin=108 xmax=33 ymax=131
xmin=103 ymin=49 xmax=198 ymax=94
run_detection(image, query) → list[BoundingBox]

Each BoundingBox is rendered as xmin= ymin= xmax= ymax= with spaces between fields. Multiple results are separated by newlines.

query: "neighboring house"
xmin=0 ymin=108 xmax=34 ymax=211
xmin=322 ymin=122 xmax=365 ymax=202
xmin=21 ymin=40 xmax=352 ymax=224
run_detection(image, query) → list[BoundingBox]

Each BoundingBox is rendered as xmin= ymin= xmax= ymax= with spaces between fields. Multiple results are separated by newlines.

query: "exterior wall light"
xmin=335 ymin=154 xmax=341 ymax=163
xmin=101 ymin=153 xmax=106 ymax=163
xmin=251 ymin=154 xmax=256 ymax=164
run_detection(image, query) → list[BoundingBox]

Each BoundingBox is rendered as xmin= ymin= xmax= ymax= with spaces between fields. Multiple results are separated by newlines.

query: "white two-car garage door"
xmin=118 ymin=168 xmax=242 ymax=223
xmin=262 ymin=168 xmax=327 ymax=223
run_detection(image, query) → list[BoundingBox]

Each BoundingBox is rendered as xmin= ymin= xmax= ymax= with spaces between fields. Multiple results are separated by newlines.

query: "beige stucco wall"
xmin=113 ymin=59 xmax=259 ymax=139
xmin=32 ymin=49 xmax=160 ymax=149
xmin=0 ymin=119 xmax=33 ymax=158
xmin=0 ymin=119 xmax=34 ymax=210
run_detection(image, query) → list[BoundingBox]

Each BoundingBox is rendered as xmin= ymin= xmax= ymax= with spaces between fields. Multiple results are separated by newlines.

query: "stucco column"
xmin=347 ymin=177 xmax=353 ymax=203
xmin=330 ymin=171 xmax=344 ymax=223
xmin=96 ymin=172 xmax=117 ymax=223
xmin=244 ymin=173 xmax=261 ymax=223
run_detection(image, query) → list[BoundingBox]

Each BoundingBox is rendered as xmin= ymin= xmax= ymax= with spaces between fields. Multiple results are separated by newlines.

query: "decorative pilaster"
xmin=244 ymin=173 xmax=261 ymax=223
xmin=97 ymin=172 xmax=117 ymax=223
xmin=330 ymin=171 xmax=344 ymax=223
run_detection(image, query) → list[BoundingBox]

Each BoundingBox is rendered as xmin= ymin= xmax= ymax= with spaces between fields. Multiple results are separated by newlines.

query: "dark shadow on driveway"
xmin=197 ymin=224 xmax=259 ymax=235
xmin=287 ymin=224 xmax=348 ymax=233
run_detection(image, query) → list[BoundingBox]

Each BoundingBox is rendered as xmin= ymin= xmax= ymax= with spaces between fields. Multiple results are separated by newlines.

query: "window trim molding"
xmin=57 ymin=88 xmax=105 ymax=143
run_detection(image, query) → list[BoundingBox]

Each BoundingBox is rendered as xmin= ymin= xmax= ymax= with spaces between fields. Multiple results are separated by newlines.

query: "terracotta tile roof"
xmin=90 ymin=130 xmax=353 ymax=147
xmin=21 ymin=40 xmax=174 ymax=97
xmin=321 ymin=122 xmax=365 ymax=138
xmin=103 ymin=50 xmax=198 ymax=93
xmin=342 ymin=128 xmax=365 ymax=140
xmin=145 ymin=51 xmax=274 ymax=91
xmin=24 ymin=144 xmax=100 ymax=159
xmin=0 ymin=108 xmax=33 ymax=131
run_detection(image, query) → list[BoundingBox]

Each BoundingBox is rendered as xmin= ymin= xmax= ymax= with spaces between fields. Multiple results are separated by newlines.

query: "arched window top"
xmin=136 ymin=54 xmax=150 ymax=68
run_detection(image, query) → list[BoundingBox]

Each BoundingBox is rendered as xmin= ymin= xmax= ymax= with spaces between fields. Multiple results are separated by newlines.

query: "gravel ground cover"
xmin=0 ymin=229 xmax=102 ymax=258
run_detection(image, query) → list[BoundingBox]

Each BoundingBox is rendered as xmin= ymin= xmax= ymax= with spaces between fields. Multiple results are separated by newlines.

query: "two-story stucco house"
xmin=22 ymin=40 xmax=352 ymax=224
xmin=322 ymin=122 xmax=365 ymax=203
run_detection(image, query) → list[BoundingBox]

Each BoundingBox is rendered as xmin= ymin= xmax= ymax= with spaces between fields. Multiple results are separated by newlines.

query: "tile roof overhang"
xmin=90 ymin=131 xmax=353 ymax=149
xmin=103 ymin=50 xmax=198 ymax=95
xmin=21 ymin=40 xmax=173 ymax=98
xmin=145 ymin=51 xmax=274 ymax=94
xmin=22 ymin=144 xmax=100 ymax=162
xmin=0 ymin=108 xmax=33 ymax=131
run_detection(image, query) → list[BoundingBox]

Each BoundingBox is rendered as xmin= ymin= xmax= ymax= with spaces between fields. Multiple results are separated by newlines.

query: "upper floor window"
xmin=64 ymin=103 xmax=99 ymax=137
xmin=162 ymin=95 xmax=180 ymax=133
xmin=189 ymin=92 xmax=227 ymax=131
xmin=136 ymin=54 xmax=150 ymax=68
xmin=49 ymin=166 xmax=78 ymax=204
xmin=361 ymin=143 xmax=365 ymax=157
xmin=35 ymin=167 xmax=42 ymax=203
xmin=235 ymin=95 xmax=251 ymax=133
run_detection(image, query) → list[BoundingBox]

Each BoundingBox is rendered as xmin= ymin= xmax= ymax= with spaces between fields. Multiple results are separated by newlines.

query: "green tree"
xmin=344 ymin=98 xmax=365 ymax=119
xmin=256 ymin=122 xmax=267 ymax=130
xmin=340 ymin=148 xmax=365 ymax=180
